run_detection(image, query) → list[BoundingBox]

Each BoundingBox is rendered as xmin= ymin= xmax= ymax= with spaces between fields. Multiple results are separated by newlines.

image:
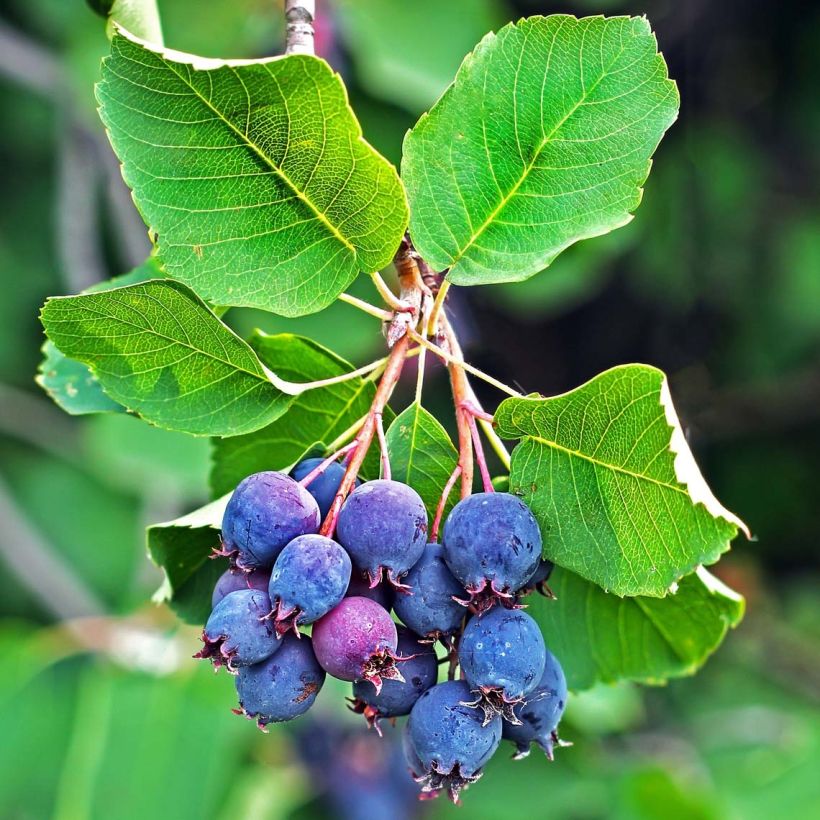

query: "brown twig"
xmin=285 ymin=0 xmax=315 ymax=55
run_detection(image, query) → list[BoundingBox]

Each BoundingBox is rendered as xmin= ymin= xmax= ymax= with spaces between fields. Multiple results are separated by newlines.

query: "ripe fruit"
xmin=195 ymin=589 xmax=280 ymax=672
xmin=312 ymin=596 xmax=404 ymax=692
xmin=234 ymin=633 xmax=326 ymax=728
xmin=220 ymin=471 xmax=320 ymax=570
xmin=290 ymin=457 xmax=360 ymax=518
xmin=442 ymin=492 xmax=541 ymax=612
xmin=267 ymin=534 xmax=352 ymax=636
xmin=350 ymin=626 xmax=438 ymax=733
xmin=393 ymin=543 xmax=465 ymax=640
xmin=346 ymin=570 xmax=395 ymax=611
xmin=459 ymin=607 xmax=546 ymax=724
xmin=211 ymin=567 xmax=270 ymax=608
xmin=336 ymin=479 xmax=428 ymax=588
xmin=502 ymin=649 xmax=568 ymax=759
xmin=407 ymin=680 xmax=502 ymax=803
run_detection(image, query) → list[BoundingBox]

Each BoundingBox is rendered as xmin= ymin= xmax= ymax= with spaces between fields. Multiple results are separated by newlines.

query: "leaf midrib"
xmin=153 ymin=55 xmax=357 ymax=257
xmin=450 ymin=29 xmax=627 ymax=267
xmin=47 ymin=292 xmax=273 ymax=389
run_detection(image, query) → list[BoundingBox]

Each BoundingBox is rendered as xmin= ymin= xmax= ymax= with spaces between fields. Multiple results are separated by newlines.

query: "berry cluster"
xmin=197 ymin=459 xmax=568 ymax=804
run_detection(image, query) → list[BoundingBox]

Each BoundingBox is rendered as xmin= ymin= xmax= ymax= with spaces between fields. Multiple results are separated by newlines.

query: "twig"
xmin=319 ymin=333 xmax=411 ymax=536
xmin=468 ymin=414 xmax=494 ymax=493
xmin=387 ymin=235 xmax=431 ymax=347
xmin=338 ymin=292 xmax=394 ymax=321
xmin=285 ymin=0 xmax=315 ymax=55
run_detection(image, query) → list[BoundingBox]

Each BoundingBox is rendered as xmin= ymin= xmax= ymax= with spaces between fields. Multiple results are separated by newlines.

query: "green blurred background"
xmin=1 ymin=1 xmax=818 ymax=818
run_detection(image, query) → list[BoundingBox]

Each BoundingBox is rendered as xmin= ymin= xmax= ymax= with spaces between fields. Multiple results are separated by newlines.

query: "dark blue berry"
xmin=346 ymin=570 xmax=395 ymax=611
xmin=220 ymin=471 xmax=320 ymax=570
xmin=393 ymin=543 xmax=465 ymax=639
xmin=211 ymin=567 xmax=270 ymax=608
xmin=502 ymin=649 xmax=568 ymax=760
xmin=234 ymin=633 xmax=325 ymax=728
xmin=290 ymin=457 xmax=361 ymax=519
xmin=336 ymin=480 xmax=428 ymax=588
xmin=519 ymin=558 xmax=555 ymax=597
xmin=267 ymin=534 xmax=351 ymax=636
xmin=195 ymin=589 xmax=280 ymax=672
xmin=408 ymin=679 xmax=502 ymax=803
xmin=459 ymin=607 xmax=546 ymax=724
xmin=350 ymin=627 xmax=438 ymax=733
xmin=442 ymin=492 xmax=541 ymax=612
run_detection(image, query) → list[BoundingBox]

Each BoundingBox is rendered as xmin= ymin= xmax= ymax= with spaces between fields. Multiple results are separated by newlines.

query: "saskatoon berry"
xmin=442 ymin=492 xmax=541 ymax=612
xmin=290 ymin=457 xmax=361 ymax=519
xmin=459 ymin=607 xmax=546 ymax=725
xmin=346 ymin=570 xmax=395 ymax=611
xmin=267 ymin=534 xmax=352 ymax=636
xmin=519 ymin=558 xmax=555 ymax=597
xmin=312 ymin=596 xmax=403 ymax=693
xmin=336 ymin=480 xmax=427 ymax=589
xmin=211 ymin=567 xmax=270 ymax=609
xmin=234 ymin=633 xmax=325 ymax=728
xmin=407 ymin=680 xmax=502 ymax=803
xmin=393 ymin=543 xmax=466 ymax=640
xmin=220 ymin=471 xmax=320 ymax=570
xmin=350 ymin=626 xmax=438 ymax=733
xmin=195 ymin=589 xmax=280 ymax=673
xmin=503 ymin=649 xmax=568 ymax=760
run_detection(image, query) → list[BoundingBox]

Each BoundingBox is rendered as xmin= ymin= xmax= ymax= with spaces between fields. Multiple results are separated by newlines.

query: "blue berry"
xmin=267 ymin=534 xmax=352 ymax=636
xmin=195 ymin=589 xmax=280 ymax=672
xmin=393 ymin=543 xmax=465 ymax=639
xmin=350 ymin=627 xmax=438 ymax=733
xmin=290 ymin=457 xmax=361 ymax=519
xmin=336 ymin=480 xmax=428 ymax=588
xmin=211 ymin=567 xmax=270 ymax=608
xmin=519 ymin=558 xmax=555 ymax=597
xmin=502 ymin=649 xmax=568 ymax=760
xmin=408 ymin=680 xmax=502 ymax=803
xmin=459 ymin=607 xmax=546 ymax=724
xmin=234 ymin=633 xmax=325 ymax=728
xmin=442 ymin=492 xmax=541 ymax=612
xmin=346 ymin=570 xmax=395 ymax=611
xmin=220 ymin=471 xmax=320 ymax=570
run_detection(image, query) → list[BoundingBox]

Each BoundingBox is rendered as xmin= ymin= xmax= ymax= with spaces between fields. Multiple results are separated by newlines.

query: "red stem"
xmin=468 ymin=413 xmax=494 ymax=493
xmin=297 ymin=441 xmax=358 ymax=488
xmin=319 ymin=333 xmax=411 ymax=537
xmin=431 ymin=464 xmax=462 ymax=543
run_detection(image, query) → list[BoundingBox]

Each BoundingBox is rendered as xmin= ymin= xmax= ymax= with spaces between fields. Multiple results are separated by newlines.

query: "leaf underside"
xmin=385 ymin=402 xmax=458 ymax=519
xmin=496 ymin=365 xmax=746 ymax=598
xmin=97 ymin=30 xmax=408 ymax=316
xmin=531 ymin=565 xmax=744 ymax=691
xmin=209 ymin=332 xmax=386 ymax=497
xmin=402 ymin=14 xmax=679 ymax=284
xmin=41 ymin=280 xmax=293 ymax=437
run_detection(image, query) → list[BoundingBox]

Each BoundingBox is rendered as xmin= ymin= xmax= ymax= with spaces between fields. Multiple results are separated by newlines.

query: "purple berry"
xmin=350 ymin=627 xmax=438 ymax=733
xmin=267 ymin=534 xmax=352 ymax=636
xmin=393 ymin=543 xmax=466 ymax=640
xmin=290 ymin=457 xmax=361 ymax=519
xmin=312 ymin=597 xmax=403 ymax=693
xmin=407 ymin=680 xmax=502 ymax=803
xmin=195 ymin=589 xmax=280 ymax=673
xmin=503 ymin=650 xmax=568 ymax=760
xmin=211 ymin=567 xmax=270 ymax=608
xmin=519 ymin=558 xmax=555 ymax=597
xmin=346 ymin=570 xmax=395 ymax=611
xmin=442 ymin=492 xmax=541 ymax=612
xmin=336 ymin=480 xmax=428 ymax=589
xmin=220 ymin=471 xmax=320 ymax=570
xmin=234 ymin=633 xmax=326 ymax=728
xmin=459 ymin=607 xmax=546 ymax=724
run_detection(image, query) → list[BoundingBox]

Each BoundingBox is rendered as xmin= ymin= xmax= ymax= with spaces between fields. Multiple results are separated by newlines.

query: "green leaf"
xmin=495 ymin=365 xmax=748 ymax=597
xmin=210 ymin=333 xmax=385 ymax=497
xmin=40 ymin=280 xmax=294 ymax=437
xmin=385 ymin=402 xmax=458 ymax=519
xmin=147 ymin=494 xmax=227 ymax=624
xmin=36 ymin=258 xmax=164 ymax=416
xmin=532 ymin=566 xmax=744 ymax=691
xmin=402 ymin=15 xmax=679 ymax=284
xmin=97 ymin=30 xmax=408 ymax=316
